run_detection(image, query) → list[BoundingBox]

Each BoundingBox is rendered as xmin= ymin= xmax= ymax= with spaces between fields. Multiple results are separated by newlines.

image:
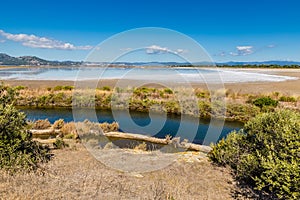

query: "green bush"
xmin=163 ymin=88 xmax=173 ymax=94
xmin=252 ymin=96 xmax=278 ymax=108
xmin=53 ymin=138 xmax=69 ymax=149
xmin=209 ymin=110 xmax=300 ymax=199
xmin=53 ymin=85 xmax=63 ymax=91
xmin=0 ymin=84 xmax=50 ymax=171
xmin=14 ymin=85 xmax=27 ymax=90
xmin=279 ymin=96 xmax=297 ymax=102
xmin=101 ymin=86 xmax=111 ymax=91
xmin=62 ymin=85 xmax=74 ymax=91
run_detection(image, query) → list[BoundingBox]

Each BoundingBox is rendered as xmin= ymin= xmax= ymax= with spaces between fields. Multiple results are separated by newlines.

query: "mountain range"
xmin=0 ymin=53 xmax=300 ymax=66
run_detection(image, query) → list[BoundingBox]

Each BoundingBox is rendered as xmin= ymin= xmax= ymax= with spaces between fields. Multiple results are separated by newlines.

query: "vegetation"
xmin=0 ymin=83 xmax=50 ymax=171
xmin=252 ymin=96 xmax=278 ymax=108
xmin=279 ymin=96 xmax=297 ymax=102
xmin=53 ymin=138 xmax=69 ymax=149
xmin=0 ymin=53 xmax=81 ymax=66
xmin=217 ymin=64 xmax=300 ymax=69
xmin=32 ymin=119 xmax=51 ymax=129
xmin=209 ymin=110 xmax=300 ymax=199
xmin=52 ymin=118 xmax=65 ymax=129
xmin=172 ymin=64 xmax=300 ymax=68
xmin=9 ymin=85 xmax=300 ymax=122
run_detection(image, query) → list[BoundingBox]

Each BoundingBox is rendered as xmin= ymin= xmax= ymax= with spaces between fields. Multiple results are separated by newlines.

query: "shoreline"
xmin=1 ymin=67 xmax=299 ymax=95
xmin=2 ymin=74 xmax=300 ymax=96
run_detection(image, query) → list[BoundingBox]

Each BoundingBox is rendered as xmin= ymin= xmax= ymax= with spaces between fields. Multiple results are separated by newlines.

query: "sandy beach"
xmin=2 ymin=68 xmax=300 ymax=95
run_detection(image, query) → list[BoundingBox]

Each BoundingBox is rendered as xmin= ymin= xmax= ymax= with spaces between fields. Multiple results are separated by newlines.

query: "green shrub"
xmin=14 ymin=85 xmax=27 ymax=90
xmin=226 ymin=103 xmax=260 ymax=122
xmin=53 ymin=85 xmax=63 ymax=91
xmin=0 ymin=84 xmax=50 ymax=171
xmin=163 ymin=88 xmax=173 ymax=94
xmin=252 ymin=96 xmax=278 ymax=108
xmin=209 ymin=110 xmax=300 ymax=199
xmin=208 ymin=130 xmax=246 ymax=168
xmin=62 ymin=85 xmax=74 ymax=91
xmin=279 ymin=96 xmax=297 ymax=102
xmin=53 ymin=138 xmax=69 ymax=149
xmin=101 ymin=86 xmax=111 ymax=91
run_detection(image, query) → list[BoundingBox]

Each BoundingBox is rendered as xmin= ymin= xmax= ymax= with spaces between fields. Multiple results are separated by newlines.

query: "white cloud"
xmin=145 ymin=45 xmax=186 ymax=55
xmin=236 ymin=46 xmax=253 ymax=55
xmin=146 ymin=45 xmax=170 ymax=54
xmin=0 ymin=30 xmax=93 ymax=50
xmin=0 ymin=39 xmax=5 ymax=43
xmin=229 ymin=46 xmax=254 ymax=56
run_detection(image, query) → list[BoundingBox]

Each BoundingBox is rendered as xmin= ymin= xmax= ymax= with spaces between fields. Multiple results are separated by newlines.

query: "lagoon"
xmin=0 ymin=67 xmax=297 ymax=83
xmin=21 ymin=107 xmax=243 ymax=145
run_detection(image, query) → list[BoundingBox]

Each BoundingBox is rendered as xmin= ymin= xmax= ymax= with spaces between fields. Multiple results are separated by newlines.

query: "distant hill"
xmin=1 ymin=53 xmax=300 ymax=67
xmin=0 ymin=53 xmax=81 ymax=66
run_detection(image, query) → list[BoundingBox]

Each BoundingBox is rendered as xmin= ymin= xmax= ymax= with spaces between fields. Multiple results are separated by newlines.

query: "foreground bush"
xmin=0 ymin=84 xmax=50 ymax=171
xmin=209 ymin=110 xmax=300 ymax=199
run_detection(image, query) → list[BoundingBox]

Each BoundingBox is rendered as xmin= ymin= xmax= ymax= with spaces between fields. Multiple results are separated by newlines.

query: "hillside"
xmin=1 ymin=53 xmax=300 ymax=67
xmin=0 ymin=53 xmax=81 ymax=66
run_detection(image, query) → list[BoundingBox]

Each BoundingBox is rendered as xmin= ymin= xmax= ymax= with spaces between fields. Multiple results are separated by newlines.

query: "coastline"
xmin=2 ymin=67 xmax=300 ymax=95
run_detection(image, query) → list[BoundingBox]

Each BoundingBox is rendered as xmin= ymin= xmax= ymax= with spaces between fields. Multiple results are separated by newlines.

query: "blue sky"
xmin=0 ymin=0 xmax=300 ymax=62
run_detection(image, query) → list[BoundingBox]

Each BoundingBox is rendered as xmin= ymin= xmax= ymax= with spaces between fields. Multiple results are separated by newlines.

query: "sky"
xmin=0 ymin=0 xmax=300 ymax=62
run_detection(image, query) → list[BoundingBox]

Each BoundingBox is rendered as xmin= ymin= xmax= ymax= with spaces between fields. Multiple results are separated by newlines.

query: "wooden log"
xmin=103 ymin=131 xmax=169 ymax=145
xmin=30 ymin=129 xmax=212 ymax=153
xmin=30 ymin=129 xmax=61 ymax=135
xmin=180 ymin=142 xmax=212 ymax=153
xmin=104 ymin=131 xmax=212 ymax=153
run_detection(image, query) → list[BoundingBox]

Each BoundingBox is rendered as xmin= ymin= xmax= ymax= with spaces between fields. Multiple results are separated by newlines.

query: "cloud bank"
xmin=0 ymin=30 xmax=93 ymax=50
xmin=146 ymin=45 xmax=186 ymax=55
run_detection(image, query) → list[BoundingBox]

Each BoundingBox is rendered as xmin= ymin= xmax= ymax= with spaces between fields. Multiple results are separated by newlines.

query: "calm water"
xmin=0 ymin=67 xmax=297 ymax=83
xmin=21 ymin=107 xmax=243 ymax=145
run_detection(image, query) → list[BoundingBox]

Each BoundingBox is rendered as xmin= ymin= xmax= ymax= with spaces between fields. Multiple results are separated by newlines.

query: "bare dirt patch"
xmin=0 ymin=143 xmax=238 ymax=200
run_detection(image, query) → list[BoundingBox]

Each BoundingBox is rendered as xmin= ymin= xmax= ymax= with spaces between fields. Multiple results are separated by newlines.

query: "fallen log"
xmin=103 ymin=131 xmax=169 ymax=145
xmin=30 ymin=129 xmax=212 ymax=153
xmin=30 ymin=129 xmax=61 ymax=135
xmin=103 ymin=131 xmax=212 ymax=153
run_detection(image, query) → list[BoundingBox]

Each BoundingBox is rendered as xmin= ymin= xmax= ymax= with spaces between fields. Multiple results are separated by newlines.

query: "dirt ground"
xmin=0 ymin=142 xmax=242 ymax=200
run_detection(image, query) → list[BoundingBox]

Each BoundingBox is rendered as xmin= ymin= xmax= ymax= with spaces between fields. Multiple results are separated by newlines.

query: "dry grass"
xmin=60 ymin=122 xmax=76 ymax=135
xmin=32 ymin=119 xmax=51 ymax=130
xmin=52 ymin=119 xmax=65 ymax=129
xmin=0 ymin=142 xmax=241 ymax=200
